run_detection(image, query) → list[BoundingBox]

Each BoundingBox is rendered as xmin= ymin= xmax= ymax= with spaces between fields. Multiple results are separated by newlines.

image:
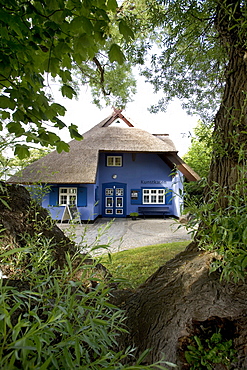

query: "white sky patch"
xmin=50 ymin=74 xmax=199 ymax=157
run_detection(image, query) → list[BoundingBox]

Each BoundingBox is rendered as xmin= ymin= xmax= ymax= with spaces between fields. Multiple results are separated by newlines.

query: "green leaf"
xmin=108 ymin=43 xmax=125 ymax=64
xmin=43 ymin=57 xmax=61 ymax=75
xmin=107 ymin=0 xmax=118 ymax=11
xmin=71 ymin=16 xmax=94 ymax=34
xmin=14 ymin=144 xmax=30 ymax=159
xmin=0 ymin=198 xmax=11 ymax=209
xmin=50 ymin=103 xmax=66 ymax=116
xmin=0 ymin=110 xmax=10 ymax=119
xmin=119 ymin=20 xmax=134 ymax=41
xmin=0 ymin=95 xmax=16 ymax=110
xmin=60 ymin=70 xmax=72 ymax=83
xmin=53 ymin=41 xmax=72 ymax=58
xmin=242 ymin=255 xmax=247 ymax=269
xmin=54 ymin=118 xmax=66 ymax=129
xmin=6 ymin=122 xmax=25 ymax=136
xmin=136 ymin=348 xmax=150 ymax=365
xmin=92 ymin=318 xmax=108 ymax=326
xmin=37 ymin=356 xmax=52 ymax=370
xmin=56 ymin=141 xmax=70 ymax=153
xmin=68 ymin=124 xmax=83 ymax=140
xmin=61 ymin=85 xmax=77 ymax=99
xmin=74 ymin=33 xmax=94 ymax=57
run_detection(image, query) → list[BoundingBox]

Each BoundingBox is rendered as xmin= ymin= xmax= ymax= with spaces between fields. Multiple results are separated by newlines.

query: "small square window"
xmin=106 ymin=156 xmax=122 ymax=167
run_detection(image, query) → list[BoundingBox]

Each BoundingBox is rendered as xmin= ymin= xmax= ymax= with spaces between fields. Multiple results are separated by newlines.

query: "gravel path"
xmin=58 ymin=217 xmax=192 ymax=254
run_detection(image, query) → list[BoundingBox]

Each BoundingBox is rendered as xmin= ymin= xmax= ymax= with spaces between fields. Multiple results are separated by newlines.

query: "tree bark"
xmin=113 ymin=248 xmax=247 ymax=369
xmin=205 ymin=0 xmax=247 ymax=209
xmin=111 ymin=2 xmax=247 ymax=368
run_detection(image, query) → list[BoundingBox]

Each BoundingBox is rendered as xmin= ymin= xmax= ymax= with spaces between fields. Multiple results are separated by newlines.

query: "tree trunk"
xmin=205 ymin=0 xmax=247 ymax=209
xmin=0 ymin=182 xmax=77 ymax=274
xmin=112 ymin=2 xmax=247 ymax=368
xmin=112 ymin=248 xmax=247 ymax=369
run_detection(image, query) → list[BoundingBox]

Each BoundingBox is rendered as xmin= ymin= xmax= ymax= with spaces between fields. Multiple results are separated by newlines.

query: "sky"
xmin=50 ymin=73 xmax=199 ymax=157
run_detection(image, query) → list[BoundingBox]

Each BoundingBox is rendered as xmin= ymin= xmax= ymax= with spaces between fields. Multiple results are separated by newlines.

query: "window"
xmin=59 ymin=188 xmax=77 ymax=205
xmin=143 ymin=189 xmax=165 ymax=204
xmin=106 ymin=155 xmax=122 ymax=167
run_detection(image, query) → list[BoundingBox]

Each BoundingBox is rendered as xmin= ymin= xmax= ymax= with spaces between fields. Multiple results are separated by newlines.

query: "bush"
xmin=0 ymin=232 xmax=173 ymax=369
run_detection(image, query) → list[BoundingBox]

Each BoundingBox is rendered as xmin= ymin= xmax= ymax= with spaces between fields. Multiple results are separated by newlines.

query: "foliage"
xmin=183 ymin=122 xmax=213 ymax=179
xmin=0 ymin=193 xmax=175 ymax=370
xmin=8 ymin=147 xmax=54 ymax=168
xmin=185 ymin=332 xmax=236 ymax=369
xmin=182 ymin=122 xmax=213 ymax=206
xmin=129 ymin=212 xmax=139 ymax=218
xmin=135 ymin=0 xmax=229 ymax=119
xmin=0 ymin=0 xmax=136 ymax=158
xmin=0 ymin=234 xmax=175 ymax=370
xmin=0 ymin=146 xmax=54 ymax=181
xmin=183 ymin=167 xmax=247 ymax=282
xmin=101 ymin=241 xmax=188 ymax=289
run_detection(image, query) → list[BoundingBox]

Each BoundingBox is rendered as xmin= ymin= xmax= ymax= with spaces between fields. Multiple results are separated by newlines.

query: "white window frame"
xmin=106 ymin=155 xmax=122 ymax=167
xmin=59 ymin=187 xmax=77 ymax=206
xmin=142 ymin=189 xmax=166 ymax=204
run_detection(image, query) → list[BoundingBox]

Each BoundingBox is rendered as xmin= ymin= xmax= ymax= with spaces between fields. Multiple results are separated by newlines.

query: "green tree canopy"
xmin=182 ymin=122 xmax=213 ymax=206
xmin=0 ymin=0 xmax=136 ymax=158
xmin=183 ymin=122 xmax=212 ymax=179
xmin=125 ymin=0 xmax=247 ymax=204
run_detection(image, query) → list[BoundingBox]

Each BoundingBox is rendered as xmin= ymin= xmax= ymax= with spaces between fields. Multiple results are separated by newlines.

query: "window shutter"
xmin=165 ymin=189 xmax=173 ymax=204
xmin=78 ymin=187 xmax=87 ymax=206
xmin=49 ymin=187 xmax=58 ymax=206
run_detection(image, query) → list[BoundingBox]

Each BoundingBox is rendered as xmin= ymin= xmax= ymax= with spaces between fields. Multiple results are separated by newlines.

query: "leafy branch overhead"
xmin=0 ymin=0 xmax=135 ymax=158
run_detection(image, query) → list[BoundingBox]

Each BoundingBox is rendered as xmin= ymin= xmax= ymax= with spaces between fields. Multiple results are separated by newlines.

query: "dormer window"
xmin=106 ymin=155 xmax=122 ymax=167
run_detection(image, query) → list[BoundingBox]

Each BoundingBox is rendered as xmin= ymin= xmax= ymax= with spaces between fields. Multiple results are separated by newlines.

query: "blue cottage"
xmin=9 ymin=110 xmax=199 ymax=221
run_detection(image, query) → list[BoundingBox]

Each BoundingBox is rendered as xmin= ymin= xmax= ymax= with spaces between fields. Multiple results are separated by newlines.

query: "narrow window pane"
xmin=144 ymin=195 xmax=149 ymax=203
xmin=107 ymin=157 xmax=114 ymax=166
xmin=106 ymin=209 xmax=113 ymax=214
xmin=116 ymin=188 xmax=123 ymax=196
xmin=69 ymin=196 xmax=76 ymax=205
xmin=116 ymin=197 xmax=123 ymax=207
xmin=106 ymin=197 xmax=113 ymax=207
xmin=115 ymin=157 xmax=122 ymax=166
xmin=158 ymin=195 xmax=164 ymax=203
xmin=105 ymin=188 xmax=113 ymax=196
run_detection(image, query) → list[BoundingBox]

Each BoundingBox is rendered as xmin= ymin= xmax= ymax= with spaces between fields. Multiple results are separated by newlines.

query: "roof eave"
xmin=159 ymin=153 xmax=200 ymax=182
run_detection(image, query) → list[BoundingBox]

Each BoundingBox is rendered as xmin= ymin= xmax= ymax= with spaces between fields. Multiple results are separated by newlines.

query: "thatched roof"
xmin=8 ymin=110 xmax=200 ymax=184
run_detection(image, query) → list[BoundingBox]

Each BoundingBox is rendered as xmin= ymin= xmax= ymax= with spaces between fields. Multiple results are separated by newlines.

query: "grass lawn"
xmin=101 ymin=241 xmax=189 ymax=289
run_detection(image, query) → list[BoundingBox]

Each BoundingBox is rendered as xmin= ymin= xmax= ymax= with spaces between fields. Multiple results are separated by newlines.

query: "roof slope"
xmin=8 ymin=110 xmax=199 ymax=184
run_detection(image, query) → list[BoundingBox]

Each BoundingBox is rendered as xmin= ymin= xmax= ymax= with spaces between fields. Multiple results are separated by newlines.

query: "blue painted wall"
xmin=98 ymin=152 xmax=179 ymax=217
xmin=40 ymin=152 xmax=183 ymax=221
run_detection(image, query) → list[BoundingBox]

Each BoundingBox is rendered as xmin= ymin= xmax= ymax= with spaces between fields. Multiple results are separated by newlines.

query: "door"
xmin=102 ymin=183 xmax=126 ymax=217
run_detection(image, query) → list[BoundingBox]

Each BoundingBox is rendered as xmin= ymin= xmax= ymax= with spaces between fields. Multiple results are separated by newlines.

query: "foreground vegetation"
xmin=0 ymin=206 xmax=176 ymax=370
xmin=101 ymin=242 xmax=189 ymax=289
